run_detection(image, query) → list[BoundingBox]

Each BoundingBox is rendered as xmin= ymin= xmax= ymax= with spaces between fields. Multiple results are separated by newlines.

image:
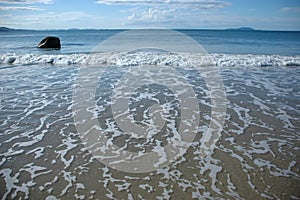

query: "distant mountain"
xmin=226 ymin=27 xmax=255 ymax=31
xmin=0 ymin=27 xmax=40 ymax=32
xmin=0 ymin=27 xmax=33 ymax=32
xmin=0 ymin=27 xmax=14 ymax=32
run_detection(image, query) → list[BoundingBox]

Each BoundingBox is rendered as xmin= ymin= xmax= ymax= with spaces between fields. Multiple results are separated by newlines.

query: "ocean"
xmin=1 ymin=29 xmax=300 ymax=55
xmin=0 ymin=29 xmax=299 ymax=199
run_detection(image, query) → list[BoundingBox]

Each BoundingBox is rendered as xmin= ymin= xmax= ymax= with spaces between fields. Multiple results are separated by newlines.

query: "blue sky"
xmin=0 ymin=0 xmax=299 ymax=30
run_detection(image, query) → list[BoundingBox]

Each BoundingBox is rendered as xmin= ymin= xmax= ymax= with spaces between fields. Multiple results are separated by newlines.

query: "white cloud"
xmin=96 ymin=0 xmax=230 ymax=10
xmin=128 ymin=8 xmax=175 ymax=24
xmin=281 ymin=7 xmax=300 ymax=13
xmin=0 ymin=5 xmax=44 ymax=10
xmin=0 ymin=0 xmax=51 ymax=11
xmin=126 ymin=8 xmax=226 ymax=28
xmin=106 ymin=0 xmax=231 ymax=28
xmin=0 ymin=11 xmax=96 ymax=29
xmin=24 ymin=12 xmax=92 ymax=23
xmin=0 ymin=0 xmax=52 ymax=4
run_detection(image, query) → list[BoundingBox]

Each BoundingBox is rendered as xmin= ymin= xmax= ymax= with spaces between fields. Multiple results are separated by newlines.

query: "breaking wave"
xmin=0 ymin=52 xmax=299 ymax=67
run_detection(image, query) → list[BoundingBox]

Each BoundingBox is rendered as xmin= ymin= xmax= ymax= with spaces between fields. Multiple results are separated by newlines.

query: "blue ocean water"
xmin=0 ymin=29 xmax=299 ymax=55
xmin=181 ymin=29 xmax=300 ymax=55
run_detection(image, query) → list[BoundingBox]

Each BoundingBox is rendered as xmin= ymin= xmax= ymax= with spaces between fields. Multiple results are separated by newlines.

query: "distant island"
xmin=226 ymin=27 xmax=256 ymax=31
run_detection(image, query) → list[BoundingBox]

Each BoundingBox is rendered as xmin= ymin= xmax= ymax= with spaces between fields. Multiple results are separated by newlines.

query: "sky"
xmin=0 ymin=0 xmax=299 ymax=30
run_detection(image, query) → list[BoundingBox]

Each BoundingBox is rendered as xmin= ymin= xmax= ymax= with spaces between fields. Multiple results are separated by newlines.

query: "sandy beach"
xmin=0 ymin=62 xmax=299 ymax=199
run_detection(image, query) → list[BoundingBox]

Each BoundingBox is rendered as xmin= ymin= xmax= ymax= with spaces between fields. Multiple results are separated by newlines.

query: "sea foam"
xmin=0 ymin=52 xmax=299 ymax=67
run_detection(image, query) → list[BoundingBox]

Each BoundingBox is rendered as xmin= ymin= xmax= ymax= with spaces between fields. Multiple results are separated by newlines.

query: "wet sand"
xmin=0 ymin=64 xmax=299 ymax=199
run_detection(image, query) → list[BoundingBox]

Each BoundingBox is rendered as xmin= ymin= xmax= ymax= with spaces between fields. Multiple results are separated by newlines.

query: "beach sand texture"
xmin=0 ymin=63 xmax=299 ymax=199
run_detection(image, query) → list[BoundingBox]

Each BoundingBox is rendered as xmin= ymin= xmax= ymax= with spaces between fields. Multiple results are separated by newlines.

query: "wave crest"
xmin=0 ymin=52 xmax=299 ymax=67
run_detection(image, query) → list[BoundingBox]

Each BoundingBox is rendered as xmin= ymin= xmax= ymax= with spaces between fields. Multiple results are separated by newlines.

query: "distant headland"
xmin=0 ymin=27 xmax=15 ymax=31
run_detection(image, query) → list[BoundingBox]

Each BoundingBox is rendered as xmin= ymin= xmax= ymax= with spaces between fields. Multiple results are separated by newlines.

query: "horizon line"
xmin=1 ymin=26 xmax=300 ymax=32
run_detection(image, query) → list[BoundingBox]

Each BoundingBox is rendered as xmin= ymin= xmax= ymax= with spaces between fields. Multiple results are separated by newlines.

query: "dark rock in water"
xmin=38 ymin=36 xmax=61 ymax=49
